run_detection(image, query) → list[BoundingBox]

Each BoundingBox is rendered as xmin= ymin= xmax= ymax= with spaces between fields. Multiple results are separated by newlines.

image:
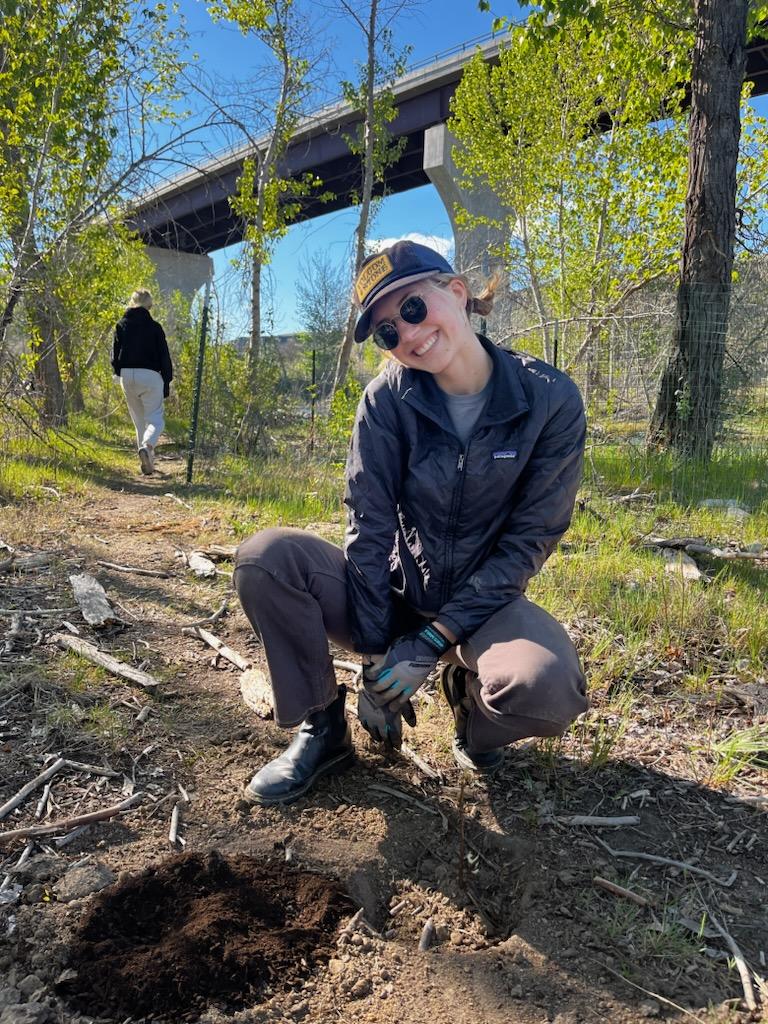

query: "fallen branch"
xmin=0 ymin=757 xmax=67 ymax=820
xmin=63 ymin=760 xmax=120 ymax=779
xmin=593 ymin=836 xmax=735 ymax=886
xmin=368 ymin=782 xmax=448 ymax=830
xmin=705 ymin=907 xmax=758 ymax=1011
xmin=0 ymin=793 xmax=144 ymax=845
xmin=557 ymin=815 xmax=640 ymax=827
xmin=183 ymin=597 xmax=231 ymax=628
xmin=593 ymin=875 xmax=650 ymax=907
xmin=168 ymin=802 xmax=184 ymax=847
xmin=401 ymin=743 xmax=442 ymax=781
xmin=52 ymin=634 xmax=160 ymax=688
xmin=96 ymin=561 xmax=170 ymax=579
xmin=181 ymin=626 xmax=251 ymax=670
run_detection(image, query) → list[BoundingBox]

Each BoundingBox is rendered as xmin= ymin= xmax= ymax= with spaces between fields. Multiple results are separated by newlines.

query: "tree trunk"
xmin=648 ymin=0 xmax=747 ymax=460
xmin=333 ymin=0 xmax=378 ymax=395
xmin=249 ymin=249 xmax=262 ymax=376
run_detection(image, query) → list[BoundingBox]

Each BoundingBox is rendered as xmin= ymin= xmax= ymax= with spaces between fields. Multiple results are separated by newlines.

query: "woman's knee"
xmin=478 ymin=647 xmax=587 ymax=728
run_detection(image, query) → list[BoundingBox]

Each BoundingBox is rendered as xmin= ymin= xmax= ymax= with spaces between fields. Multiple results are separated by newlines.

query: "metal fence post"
xmin=185 ymin=278 xmax=212 ymax=485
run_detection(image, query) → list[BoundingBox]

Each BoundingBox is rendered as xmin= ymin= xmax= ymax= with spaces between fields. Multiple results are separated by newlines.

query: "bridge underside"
xmin=130 ymin=36 xmax=768 ymax=257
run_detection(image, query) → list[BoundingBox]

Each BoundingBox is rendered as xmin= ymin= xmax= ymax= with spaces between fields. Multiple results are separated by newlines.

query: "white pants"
xmin=120 ymin=368 xmax=165 ymax=449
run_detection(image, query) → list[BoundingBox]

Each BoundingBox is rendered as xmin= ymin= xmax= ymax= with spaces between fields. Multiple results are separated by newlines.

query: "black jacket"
xmin=343 ymin=335 xmax=586 ymax=653
xmin=112 ymin=306 xmax=173 ymax=385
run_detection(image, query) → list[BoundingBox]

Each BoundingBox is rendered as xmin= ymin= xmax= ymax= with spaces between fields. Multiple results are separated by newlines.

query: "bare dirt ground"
xmin=0 ymin=455 xmax=766 ymax=1024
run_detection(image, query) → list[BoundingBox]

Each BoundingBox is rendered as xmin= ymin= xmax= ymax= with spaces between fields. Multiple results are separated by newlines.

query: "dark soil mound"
xmin=65 ymin=849 xmax=356 ymax=1021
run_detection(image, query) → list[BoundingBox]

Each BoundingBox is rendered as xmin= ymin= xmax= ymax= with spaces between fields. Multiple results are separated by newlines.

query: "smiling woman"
xmin=232 ymin=238 xmax=589 ymax=807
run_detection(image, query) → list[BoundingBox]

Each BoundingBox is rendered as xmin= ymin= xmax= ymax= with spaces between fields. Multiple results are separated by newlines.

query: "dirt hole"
xmin=64 ymin=849 xmax=356 ymax=1021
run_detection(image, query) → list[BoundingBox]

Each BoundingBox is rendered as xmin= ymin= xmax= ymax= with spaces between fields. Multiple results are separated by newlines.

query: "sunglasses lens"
xmin=399 ymin=295 xmax=428 ymax=324
xmin=373 ymin=323 xmax=400 ymax=350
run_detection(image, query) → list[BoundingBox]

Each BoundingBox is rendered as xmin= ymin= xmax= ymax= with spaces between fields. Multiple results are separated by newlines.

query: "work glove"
xmin=357 ymin=688 xmax=417 ymax=750
xmin=363 ymin=623 xmax=453 ymax=713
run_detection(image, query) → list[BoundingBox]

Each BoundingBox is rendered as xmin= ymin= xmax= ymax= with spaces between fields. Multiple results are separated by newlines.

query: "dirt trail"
xmin=0 ymin=459 xmax=764 ymax=1024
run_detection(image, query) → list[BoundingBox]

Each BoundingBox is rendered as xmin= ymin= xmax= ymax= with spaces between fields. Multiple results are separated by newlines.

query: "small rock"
xmin=17 ymin=975 xmax=45 ymax=997
xmin=22 ymin=885 xmax=46 ymax=904
xmin=639 ymin=1000 xmax=661 ymax=1017
xmin=327 ymin=959 xmax=345 ymax=976
xmin=559 ymin=947 xmax=578 ymax=959
xmin=552 ymin=1014 xmax=579 ymax=1024
xmin=54 ymin=861 xmax=115 ymax=903
xmin=0 ymin=1006 xmax=53 ymax=1024
xmin=0 ymin=991 xmax=21 ymax=1010
xmin=10 ymin=855 xmax=63 ymax=885
xmin=289 ymin=1000 xmax=309 ymax=1019
xmin=509 ymin=984 xmax=524 ymax=998
xmin=349 ymin=978 xmax=372 ymax=999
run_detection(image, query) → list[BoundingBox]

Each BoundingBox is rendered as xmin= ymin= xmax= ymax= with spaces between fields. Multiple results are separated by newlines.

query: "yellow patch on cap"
xmin=355 ymin=252 xmax=394 ymax=305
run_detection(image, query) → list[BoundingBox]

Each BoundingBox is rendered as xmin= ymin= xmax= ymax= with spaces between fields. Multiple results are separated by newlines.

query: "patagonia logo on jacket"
xmin=492 ymin=450 xmax=518 ymax=460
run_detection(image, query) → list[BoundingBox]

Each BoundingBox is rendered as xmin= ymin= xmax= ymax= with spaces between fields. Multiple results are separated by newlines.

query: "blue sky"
xmin=173 ymin=0 xmax=511 ymax=336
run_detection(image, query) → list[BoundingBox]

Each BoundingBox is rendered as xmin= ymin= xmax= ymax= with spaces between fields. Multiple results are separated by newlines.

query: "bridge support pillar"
xmin=145 ymin=246 xmax=214 ymax=303
xmin=423 ymin=123 xmax=511 ymax=339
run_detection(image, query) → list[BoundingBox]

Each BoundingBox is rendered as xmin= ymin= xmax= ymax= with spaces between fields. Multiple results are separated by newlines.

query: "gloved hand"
xmin=363 ymin=623 xmax=453 ymax=713
xmin=357 ymin=688 xmax=417 ymax=749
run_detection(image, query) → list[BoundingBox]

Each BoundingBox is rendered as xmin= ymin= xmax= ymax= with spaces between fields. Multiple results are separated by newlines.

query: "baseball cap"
xmin=353 ymin=240 xmax=454 ymax=343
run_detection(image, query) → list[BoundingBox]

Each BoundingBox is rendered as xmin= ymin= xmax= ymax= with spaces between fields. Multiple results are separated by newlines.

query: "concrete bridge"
xmin=128 ymin=32 xmax=768 ymax=297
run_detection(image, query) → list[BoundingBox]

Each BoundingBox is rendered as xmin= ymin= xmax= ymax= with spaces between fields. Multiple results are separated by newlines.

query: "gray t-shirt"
xmin=442 ymin=377 xmax=493 ymax=445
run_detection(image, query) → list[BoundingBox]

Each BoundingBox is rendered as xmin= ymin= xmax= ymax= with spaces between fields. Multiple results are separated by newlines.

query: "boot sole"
xmin=452 ymin=738 xmax=503 ymax=775
xmin=138 ymin=448 xmax=153 ymax=475
xmin=243 ymin=748 xmax=355 ymax=806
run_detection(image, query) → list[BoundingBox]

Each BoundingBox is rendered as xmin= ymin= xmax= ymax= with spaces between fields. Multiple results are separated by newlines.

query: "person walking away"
xmin=112 ymin=289 xmax=173 ymax=475
xmin=234 ymin=240 xmax=588 ymax=805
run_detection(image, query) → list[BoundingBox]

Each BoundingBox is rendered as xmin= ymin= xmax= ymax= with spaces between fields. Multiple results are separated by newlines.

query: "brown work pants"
xmin=234 ymin=528 xmax=587 ymax=750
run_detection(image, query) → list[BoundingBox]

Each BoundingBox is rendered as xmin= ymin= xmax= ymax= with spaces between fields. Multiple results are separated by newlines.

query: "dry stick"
xmin=0 ymin=840 xmax=34 ymax=891
xmin=332 ymin=658 xmax=361 ymax=674
xmin=168 ymin=802 xmax=183 ymax=847
xmin=558 ymin=814 xmax=640 ymax=827
xmin=51 ymin=634 xmax=160 ymax=688
xmin=181 ymin=626 xmax=251 ymax=671
xmin=593 ymin=875 xmax=650 ymax=907
xmin=0 ymin=757 xmax=67 ymax=821
xmin=0 ymin=607 xmax=77 ymax=616
xmin=367 ymin=782 xmax=448 ymax=831
xmin=400 ymin=742 xmax=442 ymax=781
xmin=63 ymin=760 xmax=120 ymax=778
xmin=704 ymin=907 xmax=758 ymax=1011
xmin=35 ymin=783 xmax=51 ymax=819
xmin=183 ymin=597 xmax=231 ymax=629
xmin=0 ymin=793 xmax=144 ymax=845
xmin=593 ymin=835 xmax=736 ymax=887
xmin=590 ymin=958 xmax=708 ymax=1024
xmin=457 ymin=776 xmax=466 ymax=892
xmin=96 ymin=560 xmax=170 ymax=579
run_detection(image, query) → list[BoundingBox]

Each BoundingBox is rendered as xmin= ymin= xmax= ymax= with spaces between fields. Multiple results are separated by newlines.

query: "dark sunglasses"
xmin=371 ymin=294 xmax=428 ymax=350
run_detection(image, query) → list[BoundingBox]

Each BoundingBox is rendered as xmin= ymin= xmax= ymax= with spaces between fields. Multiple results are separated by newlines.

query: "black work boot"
xmin=438 ymin=666 xmax=504 ymax=774
xmin=244 ymin=685 xmax=353 ymax=805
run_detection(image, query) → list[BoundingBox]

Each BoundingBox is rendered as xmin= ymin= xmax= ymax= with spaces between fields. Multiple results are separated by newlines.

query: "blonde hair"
xmin=430 ymin=271 xmax=502 ymax=318
xmin=128 ymin=288 xmax=153 ymax=310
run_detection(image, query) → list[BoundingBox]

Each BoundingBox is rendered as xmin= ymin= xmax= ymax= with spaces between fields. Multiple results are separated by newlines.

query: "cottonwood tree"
xmin=207 ymin=0 xmax=329 ymax=396
xmin=0 ymin=0 xmax=211 ymax=425
xmin=491 ymin=0 xmax=768 ymax=459
xmin=450 ymin=21 xmax=689 ymax=373
xmin=331 ymin=0 xmax=415 ymax=393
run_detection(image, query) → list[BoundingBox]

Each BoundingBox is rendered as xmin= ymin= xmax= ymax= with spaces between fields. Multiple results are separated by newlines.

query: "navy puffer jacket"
xmin=343 ymin=335 xmax=586 ymax=653
xmin=112 ymin=306 xmax=173 ymax=386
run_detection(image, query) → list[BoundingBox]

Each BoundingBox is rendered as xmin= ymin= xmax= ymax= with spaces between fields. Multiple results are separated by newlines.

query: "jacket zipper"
xmin=442 ymin=444 xmax=468 ymax=605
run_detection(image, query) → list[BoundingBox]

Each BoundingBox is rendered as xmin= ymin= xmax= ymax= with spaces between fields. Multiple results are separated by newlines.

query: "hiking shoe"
xmin=138 ymin=446 xmax=153 ymax=475
xmin=244 ymin=685 xmax=354 ymax=805
xmin=438 ymin=665 xmax=504 ymax=774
